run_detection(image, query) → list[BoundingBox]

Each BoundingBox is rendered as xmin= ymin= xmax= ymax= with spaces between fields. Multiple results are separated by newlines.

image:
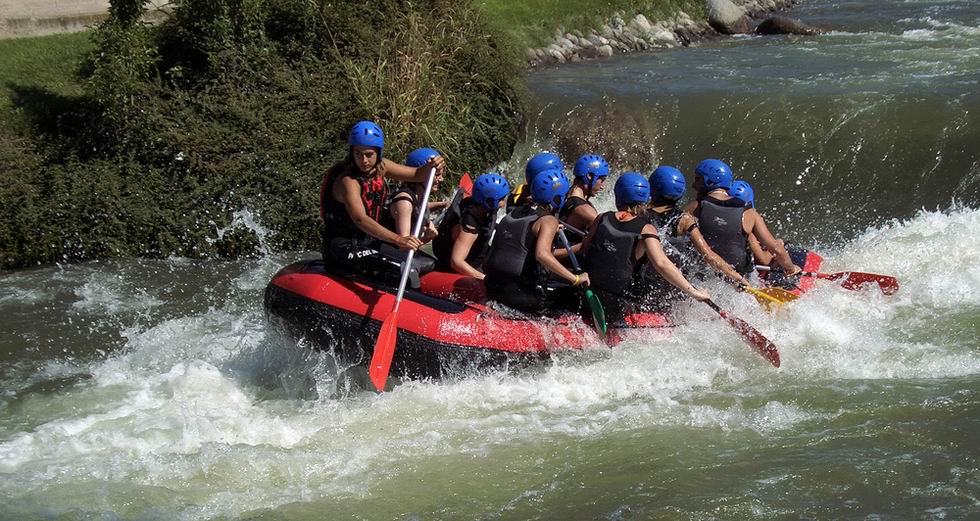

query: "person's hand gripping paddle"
xmin=556 ymin=228 xmax=606 ymax=337
xmin=369 ymin=166 xmax=438 ymax=392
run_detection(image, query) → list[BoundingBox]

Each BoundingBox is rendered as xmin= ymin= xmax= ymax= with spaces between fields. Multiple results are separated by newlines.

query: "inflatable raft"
xmin=264 ymin=260 xmax=671 ymax=381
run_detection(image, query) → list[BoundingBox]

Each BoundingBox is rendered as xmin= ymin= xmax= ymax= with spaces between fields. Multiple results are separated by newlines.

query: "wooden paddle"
xmin=703 ymin=299 xmax=781 ymax=367
xmin=556 ymin=228 xmax=606 ymax=337
xmin=368 ymin=166 xmax=438 ymax=392
xmin=757 ymin=265 xmax=899 ymax=295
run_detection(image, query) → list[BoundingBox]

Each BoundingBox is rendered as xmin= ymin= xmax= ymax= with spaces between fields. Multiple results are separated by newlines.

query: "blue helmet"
xmin=405 ymin=147 xmax=440 ymax=168
xmin=525 ymin=152 xmax=564 ymax=185
xmin=649 ymin=166 xmax=686 ymax=201
xmin=573 ymin=154 xmax=610 ymax=192
xmin=530 ymin=169 xmax=570 ymax=211
xmin=614 ymin=172 xmax=651 ymax=208
xmin=695 ymin=159 xmax=733 ymax=191
xmin=349 ymin=120 xmax=384 ymax=151
xmin=728 ymin=180 xmax=755 ymax=207
xmin=472 ymin=173 xmax=511 ymax=211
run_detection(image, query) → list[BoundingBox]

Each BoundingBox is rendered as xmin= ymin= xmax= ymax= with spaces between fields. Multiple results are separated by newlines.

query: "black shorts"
xmin=322 ymin=235 xmax=435 ymax=288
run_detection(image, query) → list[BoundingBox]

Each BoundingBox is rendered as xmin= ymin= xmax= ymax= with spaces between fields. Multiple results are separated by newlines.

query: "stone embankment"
xmin=526 ymin=0 xmax=807 ymax=67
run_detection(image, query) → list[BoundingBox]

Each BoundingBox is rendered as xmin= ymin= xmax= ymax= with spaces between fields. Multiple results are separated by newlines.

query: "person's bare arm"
xmin=744 ymin=209 xmax=798 ymax=274
xmin=382 ymin=156 xmax=446 ymax=182
xmin=682 ymin=200 xmax=699 ymax=214
xmin=568 ymin=203 xmax=598 ymax=232
xmin=642 ymin=224 xmax=710 ymax=301
xmin=535 ymin=216 xmax=587 ymax=286
xmin=449 ymin=227 xmax=484 ymax=279
xmin=389 ymin=198 xmax=414 ymax=237
xmin=746 ymin=233 xmax=772 ymax=266
xmin=336 ymin=177 xmax=420 ymax=250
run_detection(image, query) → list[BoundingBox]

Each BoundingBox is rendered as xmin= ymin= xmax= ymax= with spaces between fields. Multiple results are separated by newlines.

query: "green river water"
xmin=1 ymin=1 xmax=979 ymax=519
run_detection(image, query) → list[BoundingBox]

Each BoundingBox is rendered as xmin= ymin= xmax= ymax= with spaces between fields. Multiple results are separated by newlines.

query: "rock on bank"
xmin=526 ymin=0 xmax=803 ymax=67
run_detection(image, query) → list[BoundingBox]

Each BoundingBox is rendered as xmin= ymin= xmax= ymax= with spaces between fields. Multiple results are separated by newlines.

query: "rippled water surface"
xmin=2 ymin=1 xmax=979 ymax=519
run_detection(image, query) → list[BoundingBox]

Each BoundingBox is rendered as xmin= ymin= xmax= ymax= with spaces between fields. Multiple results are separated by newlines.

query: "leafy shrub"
xmin=0 ymin=0 xmax=527 ymax=269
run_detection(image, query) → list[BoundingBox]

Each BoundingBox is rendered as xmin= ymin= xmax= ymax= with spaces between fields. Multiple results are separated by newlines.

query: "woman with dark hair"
xmin=319 ymin=121 xmax=444 ymax=282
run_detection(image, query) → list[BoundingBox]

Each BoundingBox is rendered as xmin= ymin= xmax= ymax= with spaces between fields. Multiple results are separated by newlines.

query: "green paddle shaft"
xmin=556 ymin=228 xmax=606 ymax=337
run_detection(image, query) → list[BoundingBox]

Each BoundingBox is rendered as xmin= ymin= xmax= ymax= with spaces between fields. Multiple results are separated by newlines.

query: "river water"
xmin=2 ymin=1 xmax=979 ymax=519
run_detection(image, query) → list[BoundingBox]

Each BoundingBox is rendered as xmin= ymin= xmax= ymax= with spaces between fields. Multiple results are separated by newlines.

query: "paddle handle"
xmin=393 ymin=166 xmax=437 ymax=307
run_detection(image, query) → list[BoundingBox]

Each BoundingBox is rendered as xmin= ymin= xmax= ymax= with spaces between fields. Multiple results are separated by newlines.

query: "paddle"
xmin=703 ymin=299 xmax=781 ymax=368
xmin=742 ymin=285 xmax=799 ymax=308
xmin=757 ymin=265 xmax=899 ymax=295
xmin=555 ymin=228 xmax=606 ymax=337
xmin=369 ymin=166 xmax=438 ymax=392
xmin=434 ymin=173 xmax=473 ymax=228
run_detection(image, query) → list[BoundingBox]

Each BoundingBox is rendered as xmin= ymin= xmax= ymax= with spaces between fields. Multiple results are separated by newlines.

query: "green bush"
xmin=0 ymin=0 xmax=526 ymax=269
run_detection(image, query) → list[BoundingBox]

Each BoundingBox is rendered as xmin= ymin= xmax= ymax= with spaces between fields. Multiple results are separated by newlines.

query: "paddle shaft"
xmin=703 ymin=298 xmax=781 ymax=368
xmin=392 ymin=166 xmax=438 ymax=308
xmin=368 ymin=166 xmax=438 ymax=391
xmin=556 ymin=228 xmax=606 ymax=337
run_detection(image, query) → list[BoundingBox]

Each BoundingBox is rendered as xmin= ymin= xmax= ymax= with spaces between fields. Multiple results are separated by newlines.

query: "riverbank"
xmin=518 ymin=0 xmax=803 ymax=67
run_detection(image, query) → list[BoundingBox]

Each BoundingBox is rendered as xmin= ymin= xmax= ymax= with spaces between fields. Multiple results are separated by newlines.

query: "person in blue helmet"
xmin=580 ymin=172 xmax=709 ymax=321
xmin=645 ymin=166 xmax=751 ymax=289
xmin=386 ymin=147 xmax=449 ymax=242
xmin=507 ymin=151 xmax=564 ymax=211
xmin=319 ymin=121 xmax=445 ymax=281
xmin=432 ymin=173 xmax=511 ymax=279
xmin=558 ymin=154 xmax=610 ymax=245
xmin=484 ymin=169 xmax=587 ymax=314
xmin=682 ymin=159 xmax=800 ymax=278
xmin=728 ymin=179 xmax=810 ymax=283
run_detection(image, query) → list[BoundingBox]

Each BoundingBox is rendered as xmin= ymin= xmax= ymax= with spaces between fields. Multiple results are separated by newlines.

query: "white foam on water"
xmin=2 ymin=207 xmax=979 ymax=519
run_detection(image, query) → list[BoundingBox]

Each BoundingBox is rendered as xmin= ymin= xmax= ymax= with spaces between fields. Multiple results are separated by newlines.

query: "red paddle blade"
xmin=369 ymin=310 xmax=400 ymax=391
xmin=460 ymin=173 xmax=474 ymax=197
xmin=718 ymin=310 xmax=781 ymax=368
xmin=840 ymin=272 xmax=900 ymax=295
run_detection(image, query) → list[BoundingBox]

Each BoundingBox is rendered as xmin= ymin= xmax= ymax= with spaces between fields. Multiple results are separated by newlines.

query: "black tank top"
xmin=432 ymin=197 xmax=492 ymax=270
xmin=695 ymin=196 xmax=751 ymax=273
xmin=322 ymin=163 xmax=389 ymax=240
xmin=582 ymin=212 xmax=648 ymax=296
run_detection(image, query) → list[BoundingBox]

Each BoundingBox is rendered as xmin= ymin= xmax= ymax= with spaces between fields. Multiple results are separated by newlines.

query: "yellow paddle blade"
xmin=744 ymin=286 xmax=795 ymax=311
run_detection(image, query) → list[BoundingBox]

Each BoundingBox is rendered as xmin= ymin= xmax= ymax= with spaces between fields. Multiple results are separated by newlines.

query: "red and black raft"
xmin=264 ymin=260 xmax=671 ymax=381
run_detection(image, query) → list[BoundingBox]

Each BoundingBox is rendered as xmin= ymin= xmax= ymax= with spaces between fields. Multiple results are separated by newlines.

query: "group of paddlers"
xmin=320 ymin=121 xmax=804 ymax=322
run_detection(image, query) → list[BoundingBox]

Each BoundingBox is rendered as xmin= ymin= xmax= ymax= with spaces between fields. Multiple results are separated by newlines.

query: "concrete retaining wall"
xmin=0 ymin=0 xmax=166 ymax=38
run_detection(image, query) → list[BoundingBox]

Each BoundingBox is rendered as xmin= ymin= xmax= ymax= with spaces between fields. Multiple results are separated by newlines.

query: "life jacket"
xmin=582 ymin=212 xmax=648 ymax=296
xmin=694 ymin=196 xmax=752 ymax=273
xmin=483 ymin=205 xmax=548 ymax=285
xmin=432 ymin=196 xmax=492 ymax=270
xmin=506 ymin=183 xmax=531 ymax=212
xmin=322 ymin=163 xmax=389 ymax=240
xmin=648 ymin=206 xmax=692 ymax=268
xmin=557 ymin=196 xmax=594 ymax=245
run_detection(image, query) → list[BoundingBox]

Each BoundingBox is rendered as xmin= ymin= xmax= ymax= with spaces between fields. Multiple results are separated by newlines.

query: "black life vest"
xmin=648 ymin=206 xmax=692 ymax=268
xmin=483 ymin=205 xmax=548 ymax=285
xmin=322 ymin=163 xmax=389 ymax=240
xmin=557 ymin=196 xmax=594 ymax=245
xmin=582 ymin=212 xmax=648 ymax=296
xmin=694 ymin=196 xmax=752 ymax=273
xmin=432 ymin=197 xmax=492 ymax=270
